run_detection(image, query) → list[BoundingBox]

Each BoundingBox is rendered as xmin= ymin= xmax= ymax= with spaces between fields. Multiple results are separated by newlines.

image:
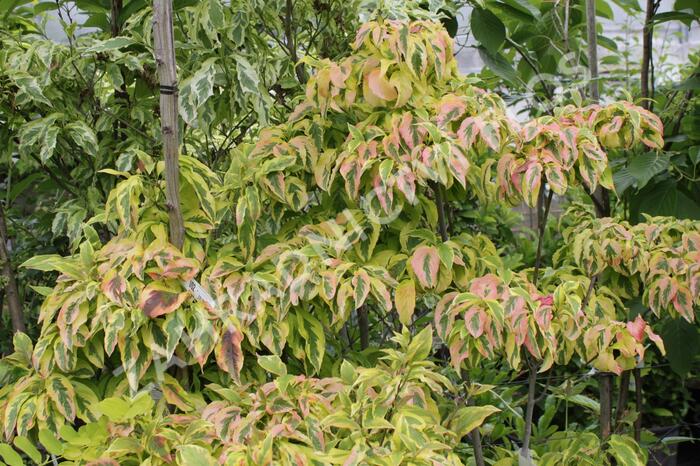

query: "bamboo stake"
xmin=153 ymin=0 xmax=185 ymax=249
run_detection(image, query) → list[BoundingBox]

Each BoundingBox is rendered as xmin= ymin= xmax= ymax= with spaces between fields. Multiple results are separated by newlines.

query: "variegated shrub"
xmin=0 ymin=16 xmax=687 ymax=466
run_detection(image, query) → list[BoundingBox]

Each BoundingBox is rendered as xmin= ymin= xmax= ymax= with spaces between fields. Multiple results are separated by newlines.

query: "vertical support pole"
xmin=584 ymin=0 xmax=599 ymax=101
xmin=153 ymin=0 xmax=185 ymax=249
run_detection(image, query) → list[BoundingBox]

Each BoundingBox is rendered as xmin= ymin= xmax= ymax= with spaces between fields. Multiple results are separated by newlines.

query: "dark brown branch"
xmin=357 ymin=305 xmax=369 ymax=350
xmin=641 ymin=0 xmax=657 ymax=110
xmin=633 ymin=368 xmax=642 ymax=441
xmin=521 ymin=357 xmax=538 ymax=459
xmin=0 ymin=205 xmax=26 ymax=333
xmin=615 ymin=370 xmax=631 ymax=432
xmin=432 ymin=182 xmax=449 ymax=242
xmin=533 ymin=189 xmax=553 ymax=286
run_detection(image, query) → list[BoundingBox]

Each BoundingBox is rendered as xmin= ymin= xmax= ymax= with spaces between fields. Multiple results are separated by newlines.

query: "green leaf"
xmin=296 ymin=311 xmax=326 ymax=374
xmin=95 ymin=397 xmax=131 ymax=421
xmin=340 ymin=360 xmax=356 ymax=384
xmin=38 ymin=429 xmax=64 ymax=455
xmin=179 ymin=57 xmax=218 ymax=126
xmin=499 ymin=0 xmax=540 ymax=19
xmin=84 ymin=36 xmax=135 ymax=52
xmin=46 ymin=375 xmax=77 ymax=421
xmin=608 ymin=434 xmax=646 ymax=466
xmin=11 ymin=73 xmax=51 ymax=106
xmin=13 ymin=436 xmax=42 ymax=464
xmin=406 ymin=325 xmax=433 ymax=361
xmin=471 ymin=8 xmax=505 ymax=53
xmin=236 ymin=56 xmax=260 ymax=94
xmin=630 ymin=179 xmax=700 ymax=221
xmin=660 ymin=318 xmax=700 ymax=376
xmin=395 ymin=279 xmax=416 ymax=326
xmin=65 ymin=121 xmax=98 ymax=156
xmin=176 ymin=445 xmax=215 ymax=466
xmin=0 ymin=443 xmax=23 ymax=466
xmin=258 ymin=355 xmax=287 ymax=377
xmin=478 ymin=46 xmax=518 ymax=84
xmin=449 ymin=405 xmax=501 ymax=439
xmin=652 ymin=11 xmax=697 ymax=25
xmin=613 ymin=166 xmax=635 ymax=194
xmin=627 ymin=152 xmax=669 ymax=189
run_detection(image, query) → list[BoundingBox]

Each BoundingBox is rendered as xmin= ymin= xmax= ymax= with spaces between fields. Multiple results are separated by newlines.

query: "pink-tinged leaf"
xmin=626 ymin=315 xmax=646 ymax=342
xmin=215 ymin=327 xmax=244 ymax=381
xmin=480 ymin=121 xmax=500 ymax=151
xmin=448 ymin=145 xmax=470 ymax=188
xmin=434 ymin=292 xmax=458 ymax=339
xmin=496 ymin=153 xmax=517 ymax=199
xmin=396 ymin=167 xmax=417 ymax=204
xmin=86 ymin=460 xmax=119 ymax=466
xmin=328 ymin=62 xmax=349 ymax=88
xmin=371 ymin=278 xmax=393 ymax=311
xmin=457 ymin=117 xmax=484 ymax=148
xmin=372 ymin=174 xmax=393 ymax=214
xmin=339 ymin=157 xmax=364 ymax=199
xmin=581 ymin=141 xmax=607 ymax=162
xmin=521 ymin=161 xmax=542 ymax=207
xmin=449 ymin=337 xmax=470 ymax=370
xmin=139 ymin=282 xmax=189 ymax=318
xmin=506 ymin=296 xmax=528 ymax=346
xmin=366 ymin=68 xmax=397 ymax=101
xmin=410 ymin=245 xmax=440 ymax=289
xmin=320 ymin=271 xmax=339 ymax=301
xmin=596 ymin=350 xmax=622 ymax=376
xmin=464 ymin=306 xmax=486 ymax=338
xmin=399 ymin=113 xmax=418 ymax=149
xmin=160 ymin=257 xmax=200 ymax=281
xmin=672 ymin=285 xmax=694 ymax=322
xmin=645 ymin=326 xmax=666 ymax=355
xmin=521 ymin=121 xmax=540 ymax=142
xmin=352 ymin=269 xmax=371 ymax=310
xmin=436 ymin=95 xmax=466 ymax=127
xmin=469 ymin=274 xmax=501 ymax=299
xmin=544 ymin=163 xmax=567 ymax=195
xmin=101 ymin=269 xmax=126 ymax=303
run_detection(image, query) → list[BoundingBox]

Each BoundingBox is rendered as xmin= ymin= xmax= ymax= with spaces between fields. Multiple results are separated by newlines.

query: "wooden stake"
xmin=584 ymin=0 xmax=599 ymax=101
xmin=153 ymin=0 xmax=185 ymax=249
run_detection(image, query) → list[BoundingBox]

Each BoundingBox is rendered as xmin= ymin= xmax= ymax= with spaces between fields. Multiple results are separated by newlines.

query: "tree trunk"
xmin=641 ymin=0 xmax=655 ymax=110
xmin=600 ymin=373 xmax=613 ymax=441
xmin=615 ymin=370 xmax=631 ymax=432
xmin=0 ymin=207 xmax=26 ymax=333
xmin=432 ymin=182 xmax=449 ymax=242
xmin=357 ymin=305 xmax=369 ymax=350
xmin=284 ymin=0 xmax=307 ymax=84
xmin=521 ymin=360 xmax=538 ymax=460
xmin=153 ymin=0 xmax=185 ymax=249
xmin=633 ymin=368 xmax=642 ymax=441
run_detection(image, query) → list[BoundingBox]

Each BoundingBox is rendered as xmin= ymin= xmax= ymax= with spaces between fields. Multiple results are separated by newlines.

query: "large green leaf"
xmin=630 ymin=179 xmax=700 ymax=221
xmin=627 ymin=152 xmax=669 ymax=188
xmin=471 ymin=8 xmax=505 ymax=53
xmin=478 ymin=46 xmax=519 ymax=84
xmin=660 ymin=318 xmax=700 ymax=376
